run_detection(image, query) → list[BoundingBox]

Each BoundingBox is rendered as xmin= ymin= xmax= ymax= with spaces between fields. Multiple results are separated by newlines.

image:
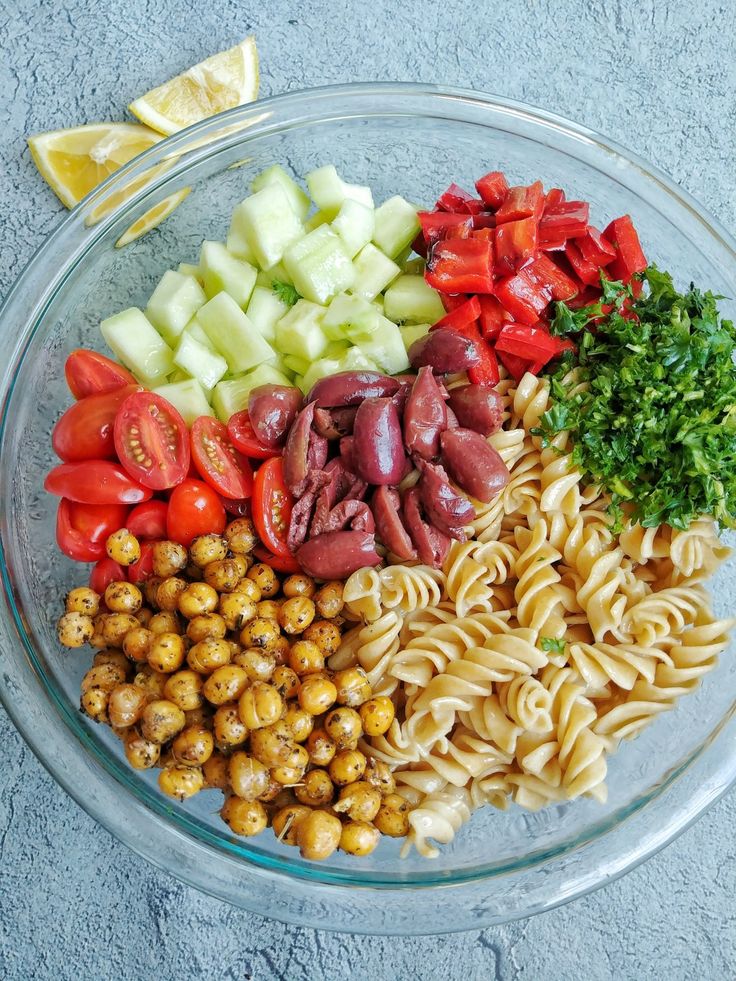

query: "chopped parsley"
xmin=540 ymin=637 xmax=566 ymax=655
xmin=272 ymin=280 xmax=300 ymax=306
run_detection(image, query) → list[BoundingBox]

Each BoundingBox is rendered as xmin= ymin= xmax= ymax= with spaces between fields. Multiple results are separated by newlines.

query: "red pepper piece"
xmin=426 ymin=238 xmax=494 ymax=294
xmin=468 ymin=345 xmax=500 ymax=385
xmin=417 ymin=211 xmax=473 ymax=245
xmin=439 ymin=292 xmax=469 ymax=312
xmin=539 ymin=200 xmax=590 ymax=240
xmin=496 ymin=349 xmax=534 ymax=381
xmin=603 ymin=215 xmax=647 ymax=282
xmin=578 ymin=225 xmax=616 ymax=267
xmin=431 ymin=296 xmax=482 ymax=332
xmin=471 ymin=212 xmax=497 ymax=230
xmin=436 ymin=183 xmax=485 ymax=214
xmin=543 ymin=188 xmax=566 ymax=211
xmin=475 ymin=171 xmax=509 ymax=210
xmin=565 ymin=240 xmax=601 ymax=286
xmin=568 ymin=284 xmax=602 ymax=309
xmin=478 ymin=295 xmax=507 ymax=340
xmin=494 ymin=217 xmax=538 ymax=274
xmin=494 ymin=269 xmax=551 ymax=325
xmin=495 ymin=181 xmax=544 ymax=225
xmin=523 ymin=253 xmax=578 ymax=301
xmin=496 ymin=324 xmax=561 ymax=365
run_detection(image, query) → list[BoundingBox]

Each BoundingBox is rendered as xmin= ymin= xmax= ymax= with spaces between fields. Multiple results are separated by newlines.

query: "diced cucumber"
xmin=252 ymin=164 xmax=311 ymax=221
xmin=359 ymin=315 xmax=410 ymax=374
xmin=283 ymin=226 xmax=355 ymax=304
xmin=306 ymin=165 xmax=373 ymax=218
xmin=383 ymin=274 xmax=446 ymax=325
xmin=340 ymin=346 xmax=378 ymax=372
xmin=350 ymin=244 xmax=401 ymax=301
xmin=100 ymin=307 xmax=173 ymax=386
xmin=283 ymin=354 xmax=310 ymax=377
xmin=199 ymin=241 xmax=257 ymax=309
xmin=322 ymin=292 xmax=380 ymax=342
xmin=232 ymin=183 xmax=304 ymax=269
xmin=394 ymin=244 xmax=413 ymax=268
xmin=245 ymin=286 xmax=290 ymax=344
xmin=167 ymin=369 xmax=190 ymax=384
xmin=197 ymin=292 xmax=275 ymax=374
xmin=178 ymin=262 xmax=203 ymax=284
xmin=402 ymin=256 xmax=426 ymax=276
xmin=226 ymin=223 xmax=257 ymax=264
xmin=300 ymin=357 xmax=344 ymax=395
xmin=185 ymin=319 xmax=217 ymax=353
xmin=153 ymin=378 xmax=213 ymax=425
xmin=304 ymin=210 xmax=331 ymax=233
xmin=323 ymin=340 xmax=351 ymax=360
xmin=212 ymin=364 xmax=293 ymax=422
xmin=173 ymin=331 xmax=228 ymax=393
xmin=400 ymin=323 xmax=431 ymax=351
xmin=331 ymin=199 xmax=375 ymax=259
xmin=265 ymin=352 xmax=294 ymax=379
xmin=372 ymin=196 xmax=420 ymax=258
xmin=255 ymin=262 xmax=293 ymax=290
xmin=145 ymin=270 xmax=207 ymax=347
xmin=275 ymin=299 xmax=329 ymax=361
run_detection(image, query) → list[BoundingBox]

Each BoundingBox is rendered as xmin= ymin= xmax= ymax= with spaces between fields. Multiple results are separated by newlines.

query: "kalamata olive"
xmin=352 ymin=398 xmax=406 ymax=486
xmin=311 ymin=499 xmax=375 ymax=536
xmin=371 ymin=486 xmax=416 ymax=561
xmin=401 ymin=487 xmax=451 ymax=568
xmin=313 ymin=407 xmax=358 ymax=440
xmin=447 ymin=384 xmax=504 ymax=436
xmin=248 ymin=385 xmax=303 ymax=447
xmin=340 ymin=436 xmax=356 ymax=472
xmin=287 ymin=472 xmax=330 ymax=552
xmin=307 ymin=371 xmax=400 ymax=407
xmin=408 ymin=329 xmax=480 ymax=374
xmin=296 ymin=531 xmax=381 ymax=580
xmin=417 ymin=460 xmax=475 ymax=538
xmin=440 ymin=428 xmax=510 ymax=503
xmin=403 ymin=367 xmax=447 ymax=460
xmin=444 ymin=405 xmax=459 ymax=429
xmin=283 ymin=403 xmax=316 ymax=495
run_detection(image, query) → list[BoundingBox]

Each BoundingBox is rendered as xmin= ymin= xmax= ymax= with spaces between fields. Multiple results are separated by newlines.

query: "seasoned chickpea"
xmin=65 ymin=586 xmax=100 ymax=617
xmin=232 ymin=577 xmax=261 ymax=602
xmin=258 ymin=776 xmax=283 ymax=802
xmin=234 ymin=647 xmax=276 ymax=683
xmin=247 ymin=562 xmax=279 ymax=598
xmin=172 ymin=725 xmax=215 ymax=767
xmin=204 ymin=558 xmax=241 ymax=593
xmin=155 ymin=577 xmax=188 ymax=612
xmin=255 ymin=599 xmax=281 ymax=620
xmin=140 ymin=699 xmax=186 ymax=743
xmin=184 ymin=563 xmax=203 ymax=582
xmin=238 ymin=682 xmax=284 ymax=731
xmin=314 ymin=581 xmax=344 ymax=619
xmin=282 ymin=574 xmax=316 ymax=599
xmin=133 ymin=666 xmax=168 ymax=700
xmin=359 ymin=696 xmax=395 ymax=736
xmin=159 ymin=764 xmax=204 ymax=800
xmin=187 ymin=638 xmax=232 ymax=674
xmin=81 ymin=662 xmax=127 ymax=694
xmin=374 ymin=793 xmax=410 ymax=837
xmin=218 ymin=592 xmax=257 ymax=631
xmin=123 ymin=626 xmax=153 ymax=663
xmin=105 ymin=529 xmax=140 ymax=566
xmin=295 ymin=768 xmax=334 ymax=807
xmin=124 ymin=728 xmax=161 ymax=769
xmin=184 ymin=705 xmax=212 ymax=728
xmin=107 ymin=684 xmax=147 ymax=728
xmin=136 ymin=607 xmax=153 ymax=627
xmin=239 ymin=616 xmax=280 ymax=651
xmin=272 ymin=804 xmax=311 ymax=845
xmin=272 ymin=666 xmax=300 ymax=700
xmin=147 ymin=632 xmax=186 ymax=673
xmin=270 ymin=762 xmax=307 ymax=786
xmin=163 ymin=670 xmax=203 ymax=711
xmin=225 ymin=517 xmax=257 ymax=555
xmin=296 ymin=809 xmax=342 ymax=861
xmin=340 ymin=821 xmax=380 ymax=857
xmin=333 ymin=667 xmax=372 ymax=708
xmin=189 ymin=534 xmax=228 ymax=568
xmin=249 ymin=722 xmax=295 ymax=766
xmin=305 ymin=728 xmax=337 ymax=767
xmin=81 ymin=687 xmax=109 ymax=721
xmin=231 ymin=554 xmax=250 ymax=577
xmin=279 ymin=596 xmax=316 ymax=635
xmin=94 ymin=649 xmax=130 ymax=673
xmin=229 ymin=752 xmax=270 ymax=800
xmin=101 ymin=613 xmax=140 ymax=647
xmin=57 ymin=612 xmax=94 ymax=648
xmin=186 ymin=612 xmax=227 ymax=643
xmin=364 ymin=757 xmax=396 ymax=796
xmin=288 ymin=640 xmax=324 ymax=676
xmin=148 ymin=611 xmax=181 ymax=635
xmin=151 ymin=540 xmax=188 ymax=578
xmin=284 ymin=706 xmax=314 ymax=743
xmin=329 ymin=748 xmax=367 ymax=786
xmin=202 ymin=664 xmax=249 ymax=705
xmin=333 ymin=781 xmax=381 ymax=822
xmin=298 ymin=676 xmax=338 ymax=716
xmin=221 ymin=796 xmax=268 ymax=837
xmin=213 ymin=703 xmax=249 ymax=748
xmin=143 ymin=577 xmax=163 ymax=607
xmin=303 ymin=620 xmax=341 ymax=656
xmin=88 ymin=615 xmax=108 ymax=649
xmin=202 ymin=752 xmax=231 ymax=791
xmin=270 ymin=635 xmax=290 ymax=666
xmin=178 ymin=582 xmax=219 ymax=618
xmin=325 ymin=707 xmax=363 ymax=748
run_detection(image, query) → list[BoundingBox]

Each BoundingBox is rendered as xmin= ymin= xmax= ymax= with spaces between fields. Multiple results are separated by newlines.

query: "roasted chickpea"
xmin=238 ymin=682 xmax=284 ymax=731
xmin=148 ymin=611 xmax=181 ymax=635
xmin=93 ymin=649 xmax=130 ymax=673
xmin=81 ymin=662 xmax=127 ymax=694
xmin=282 ymin=574 xmax=316 ymax=599
xmin=329 ymin=748 xmax=366 ymax=786
xmin=133 ymin=666 xmax=168 ymax=700
xmin=143 ymin=577 xmax=163 ymax=607
xmin=202 ymin=664 xmax=249 ymax=705
xmin=284 ymin=706 xmax=314 ymax=743
xmin=279 ymin=596 xmax=316 ymax=635
xmin=339 ymin=821 xmax=380 ymax=856
xmin=147 ymin=632 xmax=187 ymax=673
xmin=202 ymin=752 xmax=231 ymax=791
xmin=57 ymin=611 xmax=94 ymax=648
xmin=232 ymin=553 xmax=251 ymax=577
xmin=140 ymin=699 xmax=186 ymax=743
xmin=105 ymin=529 xmax=140 ymax=566
xmin=171 ymin=724 xmax=214 ymax=767
xmin=270 ymin=763 xmax=307 ymax=786
xmin=123 ymin=626 xmax=153 ymax=663
xmin=159 ymin=764 xmax=204 ymax=800
xmin=247 ymin=562 xmax=279 ymax=598
xmin=101 ymin=613 xmax=140 ymax=647
xmin=249 ymin=722 xmax=295 ymax=767
xmin=124 ymin=728 xmax=161 ymax=769
xmin=204 ymin=558 xmax=241 ymax=593
xmin=229 ymin=752 xmax=270 ymax=800
xmin=303 ymin=620 xmax=341 ymax=656
xmin=163 ymin=670 xmax=204 ymax=711
xmin=333 ymin=781 xmax=381 ymax=822
xmin=189 ymin=534 xmax=228 ymax=568
xmin=295 ymin=768 xmax=334 ymax=807
xmin=178 ymin=582 xmax=219 ymax=618
xmin=270 ymin=635 xmax=291 ymax=666
xmin=136 ymin=607 xmax=153 ymax=627
xmin=88 ymin=615 xmax=108 ymax=649
xmin=155 ymin=576 xmax=188 ymax=612
xmin=374 ymin=793 xmax=410 ymax=837
xmin=234 ymin=647 xmax=276 ymax=683
xmin=359 ymin=696 xmax=395 ymax=736
xmin=107 ymin=684 xmax=147 ymax=728
xmin=272 ymin=666 xmax=300 ymax=700
xmin=333 ymin=667 xmax=372 ymax=707
xmin=364 ymin=757 xmax=396 ymax=796
xmin=218 ymin=592 xmax=257 ymax=631
xmin=65 ymin=586 xmax=100 ymax=617
xmin=314 ymin=581 xmax=344 ymax=619
xmin=298 ymin=676 xmax=338 ymax=716
xmin=296 ymin=809 xmax=342 ymax=861
xmin=225 ymin=518 xmax=257 ymax=555
xmin=272 ymin=804 xmax=311 ymax=846
xmin=258 ymin=776 xmax=283 ymax=803
xmin=239 ymin=616 xmax=280 ymax=651
xmin=255 ymin=599 xmax=281 ymax=620
xmin=324 ymin=707 xmax=363 ymax=748
xmin=288 ymin=640 xmax=324 ymax=676
xmin=184 ymin=562 xmax=203 ymax=582
xmin=184 ymin=705 xmax=212 ymax=728
xmin=187 ymin=638 xmax=232 ymax=674
xmin=186 ymin=612 xmax=227 ymax=643
xmin=232 ymin=577 xmax=261 ymax=603
xmin=151 ymin=540 xmax=188 ymax=578
xmin=213 ymin=703 xmax=249 ymax=748
xmin=305 ymin=728 xmax=337 ymax=767
xmin=81 ymin=687 xmax=109 ymax=722
xmin=221 ymin=795 xmax=268 ymax=836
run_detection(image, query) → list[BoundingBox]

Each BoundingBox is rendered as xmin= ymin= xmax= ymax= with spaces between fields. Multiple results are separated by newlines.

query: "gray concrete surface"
xmin=2 ymin=0 xmax=736 ymax=977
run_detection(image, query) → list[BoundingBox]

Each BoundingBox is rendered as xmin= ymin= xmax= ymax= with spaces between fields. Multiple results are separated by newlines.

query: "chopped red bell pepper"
xmin=496 ymin=348 xmax=534 ymax=381
xmin=439 ymin=292 xmax=469 ymax=312
xmin=543 ymin=188 xmax=566 ymax=211
xmin=431 ymin=296 xmax=481 ymax=332
xmin=425 ymin=238 xmax=494 ymax=294
xmin=475 ymin=171 xmax=509 ymax=210
xmin=494 ymin=268 xmax=551 ymax=325
xmin=496 ymin=324 xmax=561 ymax=365
xmin=494 ymin=217 xmax=538 ymax=273
xmin=412 ymin=231 xmax=428 ymax=259
xmin=468 ymin=345 xmax=500 ymax=385
xmin=603 ymin=215 xmax=647 ymax=281
xmin=568 ymin=284 xmax=602 ymax=309
xmin=495 ymin=181 xmax=544 ymax=225
xmin=564 ymin=240 xmax=601 ymax=287
xmin=577 ymin=226 xmax=616 ymax=267
xmin=418 ymin=211 xmax=473 ymax=244
xmin=478 ymin=295 xmax=507 ymax=340
xmin=539 ymin=200 xmax=590 ymax=240
xmin=523 ymin=253 xmax=578 ymax=301
xmin=436 ymin=183 xmax=485 ymax=214
xmin=538 ymin=227 xmax=568 ymax=251
xmin=471 ymin=212 xmax=497 ymax=230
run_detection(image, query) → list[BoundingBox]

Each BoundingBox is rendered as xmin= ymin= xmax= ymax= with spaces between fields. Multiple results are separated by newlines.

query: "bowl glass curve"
xmin=1 ymin=83 xmax=736 ymax=935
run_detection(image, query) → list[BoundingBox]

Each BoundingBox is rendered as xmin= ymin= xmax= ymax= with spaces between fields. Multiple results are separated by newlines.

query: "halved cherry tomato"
xmin=52 ymin=384 xmax=140 ymax=462
xmin=251 ymin=457 xmax=294 ymax=558
xmin=227 ymin=412 xmax=281 ymax=460
xmin=65 ymin=349 xmax=137 ymax=400
xmin=253 ymin=545 xmax=301 ymax=574
xmin=128 ymin=540 xmax=158 ymax=584
xmin=56 ymin=498 xmax=130 ymax=562
xmin=190 ymin=417 xmax=253 ymax=500
xmin=90 ymin=558 xmax=127 ymax=593
xmin=167 ymin=478 xmax=226 ymax=547
xmin=126 ymin=500 xmax=168 ymax=540
xmin=114 ymin=391 xmax=190 ymax=491
xmin=45 ymin=461 xmax=152 ymax=505
xmin=222 ymin=497 xmax=251 ymax=517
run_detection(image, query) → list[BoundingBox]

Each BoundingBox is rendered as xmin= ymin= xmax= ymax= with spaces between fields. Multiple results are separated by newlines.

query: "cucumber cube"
xmin=245 ymin=286 xmax=290 ymax=344
xmin=283 ymin=354 xmax=310 ymax=377
xmin=359 ymin=316 xmax=410 ymax=374
xmin=225 ymin=224 xmax=258 ymax=264
xmin=402 ymin=256 xmax=426 ymax=276
xmin=322 ymin=292 xmax=380 ymax=342
xmin=400 ymin=323 xmax=431 ymax=351
xmin=255 ymin=262 xmax=293 ymax=290
xmin=185 ymin=319 xmax=217 ymax=353
xmin=265 ymin=352 xmax=294 ymax=378
xmin=145 ymin=270 xmax=207 ymax=347
xmin=100 ymin=307 xmax=173 ymax=386
xmin=212 ymin=364 xmax=293 ymax=422
xmin=350 ymin=244 xmax=401 ymax=301
xmin=383 ymin=274 xmax=446 ymax=325
xmin=177 ymin=262 xmax=203 ymax=284
xmin=304 ymin=210 xmax=332 ymax=232
xmin=275 ymin=300 xmax=329 ymax=361
xmin=283 ymin=225 xmax=355 ymax=304
xmin=372 ymin=196 xmax=420 ymax=258
xmin=232 ymin=183 xmax=304 ymax=269
xmin=306 ymin=165 xmax=373 ymax=217
xmin=167 ymin=369 xmax=190 ymax=384
xmin=323 ymin=340 xmax=351 ymax=360
xmin=340 ymin=346 xmax=378 ymax=372
xmin=299 ymin=357 xmax=344 ymax=395
xmin=331 ymin=199 xmax=375 ymax=258
xmin=199 ymin=241 xmax=257 ymax=309
xmin=197 ymin=292 xmax=275 ymax=374
xmin=173 ymin=331 xmax=228 ymax=393
xmin=252 ymin=164 xmax=311 ymax=221
xmin=153 ymin=378 xmax=213 ymax=425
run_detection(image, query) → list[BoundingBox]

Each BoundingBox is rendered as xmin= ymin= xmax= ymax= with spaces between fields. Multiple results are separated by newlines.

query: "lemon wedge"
xmin=28 ymin=123 xmax=162 ymax=208
xmin=115 ymin=187 xmax=191 ymax=248
xmin=128 ymin=37 xmax=259 ymax=136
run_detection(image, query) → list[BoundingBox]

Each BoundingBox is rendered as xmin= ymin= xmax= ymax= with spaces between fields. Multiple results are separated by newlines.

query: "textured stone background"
xmin=1 ymin=0 xmax=736 ymax=977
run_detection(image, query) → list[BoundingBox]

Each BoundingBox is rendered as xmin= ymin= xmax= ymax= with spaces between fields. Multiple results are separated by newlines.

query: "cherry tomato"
xmin=65 ymin=349 xmax=137 ymax=400
xmin=167 ymin=478 xmax=226 ymax=547
xmin=222 ymin=497 xmax=251 ymax=517
xmin=52 ymin=385 xmax=140 ymax=462
xmin=128 ymin=540 xmax=158 ymax=584
xmin=190 ymin=416 xmax=254 ymax=500
xmin=90 ymin=558 xmax=126 ymax=593
xmin=126 ymin=500 xmax=168 ymax=540
xmin=114 ymin=391 xmax=190 ymax=491
xmin=45 ymin=461 xmax=153 ymax=505
xmin=56 ymin=499 xmax=130 ymax=562
xmin=227 ymin=412 xmax=281 ymax=460
xmin=253 ymin=545 xmax=301 ymax=574
xmin=251 ymin=457 xmax=294 ymax=558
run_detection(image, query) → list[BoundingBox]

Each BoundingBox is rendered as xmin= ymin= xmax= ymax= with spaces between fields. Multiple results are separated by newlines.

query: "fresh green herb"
xmin=535 ymin=266 xmax=736 ymax=529
xmin=272 ymin=280 xmax=300 ymax=307
xmin=540 ymin=637 xmax=566 ymax=655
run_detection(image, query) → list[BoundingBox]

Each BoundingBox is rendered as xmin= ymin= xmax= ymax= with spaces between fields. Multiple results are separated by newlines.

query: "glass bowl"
xmin=1 ymin=83 xmax=735 ymax=936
